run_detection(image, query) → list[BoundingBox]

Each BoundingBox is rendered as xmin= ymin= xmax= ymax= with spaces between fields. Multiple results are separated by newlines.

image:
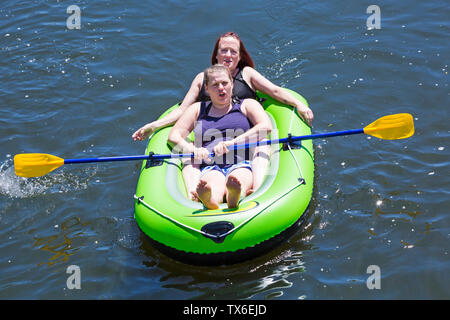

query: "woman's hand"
xmin=296 ymin=105 xmax=314 ymax=127
xmin=192 ymin=146 xmax=211 ymax=163
xmin=132 ymin=123 xmax=156 ymax=141
xmin=213 ymin=140 xmax=233 ymax=157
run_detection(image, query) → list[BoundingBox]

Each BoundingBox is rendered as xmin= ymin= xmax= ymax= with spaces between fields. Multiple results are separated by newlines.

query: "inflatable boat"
xmin=134 ymin=89 xmax=314 ymax=265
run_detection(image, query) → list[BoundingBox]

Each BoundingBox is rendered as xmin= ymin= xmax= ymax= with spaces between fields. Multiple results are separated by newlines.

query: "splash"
xmin=0 ymin=158 xmax=97 ymax=198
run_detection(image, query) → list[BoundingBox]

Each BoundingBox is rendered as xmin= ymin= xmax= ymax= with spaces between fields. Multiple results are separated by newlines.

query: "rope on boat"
xmin=287 ymin=143 xmax=305 ymax=181
xmin=287 ymin=106 xmax=305 ymax=182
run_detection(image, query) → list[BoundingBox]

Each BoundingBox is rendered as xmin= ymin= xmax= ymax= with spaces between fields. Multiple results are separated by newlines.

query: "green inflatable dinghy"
xmin=134 ymin=89 xmax=314 ymax=265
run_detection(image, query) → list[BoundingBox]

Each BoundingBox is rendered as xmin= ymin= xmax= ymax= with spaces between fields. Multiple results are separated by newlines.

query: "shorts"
xmin=200 ymin=160 xmax=252 ymax=179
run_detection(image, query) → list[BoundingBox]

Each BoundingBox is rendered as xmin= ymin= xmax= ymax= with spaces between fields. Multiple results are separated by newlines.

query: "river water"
xmin=0 ymin=1 xmax=448 ymax=299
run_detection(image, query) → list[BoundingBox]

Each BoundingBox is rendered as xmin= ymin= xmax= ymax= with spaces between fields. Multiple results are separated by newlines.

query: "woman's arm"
xmin=132 ymin=72 xmax=204 ymax=141
xmin=168 ymin=102 xmax=210 ymax=162
xmin=168 ymin=102 xmax=200 ymax=152
xmin=243 ymin=67 xmax=314 ymax=127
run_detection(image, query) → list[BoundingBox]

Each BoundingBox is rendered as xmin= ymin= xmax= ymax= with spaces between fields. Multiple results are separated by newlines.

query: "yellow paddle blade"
xmin=14 ymin=153 xmax=64 ymax=178
xmin=363 ymin=113 xmax=414 ymax=140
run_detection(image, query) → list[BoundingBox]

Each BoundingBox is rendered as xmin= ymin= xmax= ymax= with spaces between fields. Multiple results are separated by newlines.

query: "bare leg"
xmin=181 ymin=159 xmax=201 ymax=201
xmin=249 ymin=144 xmax=271 ymax=194
xmin=226 ymin=168 xmax=253 ymax=208
xmin=196 ymin=170 xmax=226 ymax=210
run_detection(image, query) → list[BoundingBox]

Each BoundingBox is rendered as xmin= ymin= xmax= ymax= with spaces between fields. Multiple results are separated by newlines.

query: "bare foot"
xmin=196 ymin=180 xmax=219 ymax=210
xmin=226 ymin=176 xmax=242 ymax=209
xmin=190 ymin=191 xmax=199 ymax=202
xmin=245 ymin=188 xmax=254 ymax=196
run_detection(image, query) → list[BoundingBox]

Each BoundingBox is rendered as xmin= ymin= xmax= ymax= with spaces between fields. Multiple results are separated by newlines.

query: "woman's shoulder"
xmin=240 ymin=98 xmax=262 ymax=113
xmin=242 ymin=65 xmax=265 ymax=79
xmin=193 ymin=71 xmax=205 ymax=83
xmin=189 ymin=100 xmax=202 ymax=110
xmin=241 ymin=65 xmax=256 ymax=75
xmin=240 ymin=66 xmax=266 ymax=86
xmin=182 ymin=100 xmax=202 ymax=116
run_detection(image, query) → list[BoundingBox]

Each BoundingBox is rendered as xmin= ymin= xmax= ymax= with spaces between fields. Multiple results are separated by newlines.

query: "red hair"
xmin=211 ymin=32 xmax=255 ymax=70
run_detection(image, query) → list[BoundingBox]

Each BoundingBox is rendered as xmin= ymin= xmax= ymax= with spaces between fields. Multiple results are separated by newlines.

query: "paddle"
xmin=14 ymin=113 xmax=414 ymax=178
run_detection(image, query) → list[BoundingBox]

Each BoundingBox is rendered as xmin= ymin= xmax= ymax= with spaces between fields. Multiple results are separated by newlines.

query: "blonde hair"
xmin=203 ymin=64 xmax=232 ymax=86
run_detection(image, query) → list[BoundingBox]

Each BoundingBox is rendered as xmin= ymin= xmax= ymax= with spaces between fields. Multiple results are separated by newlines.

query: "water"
xmin=0 ymin=0 xmax=448 ymax=300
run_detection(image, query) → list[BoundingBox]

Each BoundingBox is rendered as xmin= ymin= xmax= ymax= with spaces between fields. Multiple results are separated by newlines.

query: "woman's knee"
xmin=227 ymin=168 xmax=252 ymax=185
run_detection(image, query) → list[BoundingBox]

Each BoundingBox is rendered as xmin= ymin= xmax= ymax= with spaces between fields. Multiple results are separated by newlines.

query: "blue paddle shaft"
xmin=167 ymin=128 xmax=365 ymax=159
xmin=241 ymin=128 xmax=364 ymax=149
xmin=64 ymin=155 xmax=151 ymax=164
xmin=63 ymin=128 xmax=364 ymax=164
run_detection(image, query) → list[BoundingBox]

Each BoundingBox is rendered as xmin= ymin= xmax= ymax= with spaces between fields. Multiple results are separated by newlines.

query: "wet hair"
xmin=211 ymin=32 xmax=255 ymax=70
xmin=203 ymin=64 xmax=233 ymax=86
